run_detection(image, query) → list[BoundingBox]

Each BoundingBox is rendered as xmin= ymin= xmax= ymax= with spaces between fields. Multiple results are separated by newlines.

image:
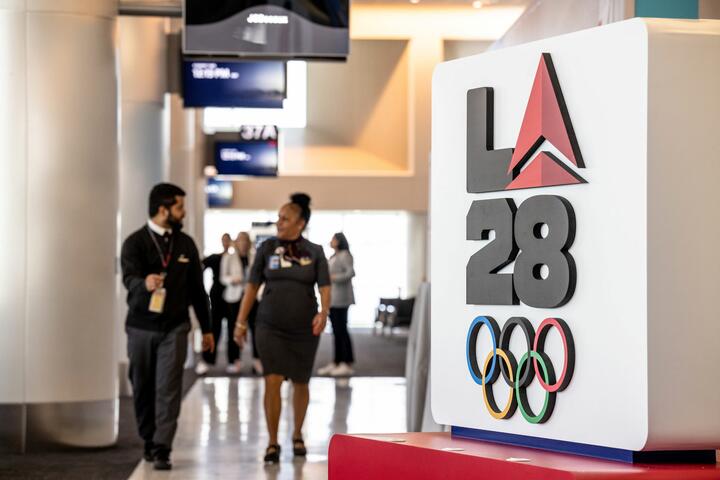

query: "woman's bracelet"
xmin=235 ymin=322 xmax=248 ymax=332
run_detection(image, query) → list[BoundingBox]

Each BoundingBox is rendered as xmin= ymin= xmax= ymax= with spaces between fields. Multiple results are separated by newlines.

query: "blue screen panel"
xmin=182 ymin=60 xmax=286 ymax=108
xmin=206 ymin=178 xmax=234 ymax=207
xmin=214 ymin=141 xmax=278 ymax=177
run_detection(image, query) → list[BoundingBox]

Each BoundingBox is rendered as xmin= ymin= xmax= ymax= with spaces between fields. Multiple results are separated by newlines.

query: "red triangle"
xmin=506 ymin=152 xmax=585 ymax=190
xmin=508 ymin=54 xmax=583 ymax=175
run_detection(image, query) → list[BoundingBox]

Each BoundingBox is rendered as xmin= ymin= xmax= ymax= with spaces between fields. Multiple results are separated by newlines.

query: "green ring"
xmin=515 ymin=351 xmax=551 ymax=424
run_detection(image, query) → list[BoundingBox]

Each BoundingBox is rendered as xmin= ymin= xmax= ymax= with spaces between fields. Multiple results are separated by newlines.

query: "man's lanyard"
xmin=147 ymin=227 xmax=173 ymax=270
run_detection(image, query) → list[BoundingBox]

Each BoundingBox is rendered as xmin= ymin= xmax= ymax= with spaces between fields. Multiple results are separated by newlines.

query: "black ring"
xmin=499 ymin=317 xmax=536 ymax=387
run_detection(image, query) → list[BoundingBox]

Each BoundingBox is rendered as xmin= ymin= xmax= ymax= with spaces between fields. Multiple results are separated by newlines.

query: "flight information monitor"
xmin=214 ymin=126 xmax=279 ymax=177
xmin=182 ymin=60 xmax=286 ymax=108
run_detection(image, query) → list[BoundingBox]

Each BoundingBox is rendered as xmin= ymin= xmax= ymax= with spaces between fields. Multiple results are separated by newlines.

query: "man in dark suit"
xmin=121 ymin=183 xmax=214 ymax=470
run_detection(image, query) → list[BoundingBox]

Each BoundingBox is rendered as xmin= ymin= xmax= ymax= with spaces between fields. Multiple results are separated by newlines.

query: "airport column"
xmin=0 ymin=0 xmax=119 ymax=452
xmin=117 ymin=16 xmax=169 ymax=396
xmin=164 ymin=93 xmax=207 ymax=358
xmin=168 ymin=93 xmax=206 ymax=247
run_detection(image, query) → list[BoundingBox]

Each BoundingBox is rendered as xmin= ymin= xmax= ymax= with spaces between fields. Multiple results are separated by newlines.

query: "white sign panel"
xmin=431 ymin=18 xmax=720 ymax=453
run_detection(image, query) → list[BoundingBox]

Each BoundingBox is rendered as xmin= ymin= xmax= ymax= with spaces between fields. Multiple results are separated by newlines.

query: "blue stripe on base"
xmin=451 ymin=426 xmax=716 ymax=464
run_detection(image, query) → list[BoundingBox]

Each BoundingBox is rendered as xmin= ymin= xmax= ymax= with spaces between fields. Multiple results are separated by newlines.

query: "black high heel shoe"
xmin=292 ymin=437 xmax=307 ymax=457
xmin=264 ymin=444 xmax=281 ymax=463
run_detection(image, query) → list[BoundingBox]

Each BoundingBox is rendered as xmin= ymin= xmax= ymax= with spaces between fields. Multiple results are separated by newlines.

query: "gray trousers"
xmin=127 ymin=323 xmax=189 ymax=452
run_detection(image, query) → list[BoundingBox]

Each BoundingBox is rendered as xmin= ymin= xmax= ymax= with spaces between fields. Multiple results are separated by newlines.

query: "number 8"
xmin=513 ymin=196 xmax=576 ymax=308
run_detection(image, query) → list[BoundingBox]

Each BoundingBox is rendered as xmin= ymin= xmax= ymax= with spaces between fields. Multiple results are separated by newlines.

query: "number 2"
xmin=467 ymin=199 xmax=518 ymax=305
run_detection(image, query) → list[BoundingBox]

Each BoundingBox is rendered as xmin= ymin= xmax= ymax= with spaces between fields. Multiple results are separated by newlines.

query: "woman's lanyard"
xmin=147 ymin=227 xmax=173 ymax=271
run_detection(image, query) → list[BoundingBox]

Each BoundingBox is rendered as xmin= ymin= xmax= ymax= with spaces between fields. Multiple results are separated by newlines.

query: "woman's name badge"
xmin=269 ymin=255 xmax=280 ymax=270
xmin=149 ymin=287 xmax=166 ymax=313
xmin=299 ymin=257 xmax=312 ymax=266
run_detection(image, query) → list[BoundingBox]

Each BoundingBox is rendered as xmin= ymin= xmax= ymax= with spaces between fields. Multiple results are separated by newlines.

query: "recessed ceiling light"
xmin=410 ymin=0 xmax=420 ymax=4
xmin=472 ymin=0 xmax=483 ymax=8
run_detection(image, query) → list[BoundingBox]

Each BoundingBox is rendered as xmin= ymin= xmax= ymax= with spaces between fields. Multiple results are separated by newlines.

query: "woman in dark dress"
xmin=233 ymin=193 xmax=331 ymax=463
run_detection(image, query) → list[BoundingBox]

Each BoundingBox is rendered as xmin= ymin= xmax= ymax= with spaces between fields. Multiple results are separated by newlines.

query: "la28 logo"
xmin=465 ymin=53 xmax=583 ymax=423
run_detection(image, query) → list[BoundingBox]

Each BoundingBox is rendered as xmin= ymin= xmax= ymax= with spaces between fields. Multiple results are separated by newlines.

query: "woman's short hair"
xmin=290 ymin=193 xmax=312 ymax=224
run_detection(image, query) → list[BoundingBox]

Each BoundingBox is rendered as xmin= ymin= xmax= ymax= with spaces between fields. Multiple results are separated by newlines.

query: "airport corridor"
xmin=127 ymin=377 xmax=406 ymax=479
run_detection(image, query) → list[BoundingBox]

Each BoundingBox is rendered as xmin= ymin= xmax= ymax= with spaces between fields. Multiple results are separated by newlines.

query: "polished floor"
xmin=128 ymin=377 xmax=407 ymax=479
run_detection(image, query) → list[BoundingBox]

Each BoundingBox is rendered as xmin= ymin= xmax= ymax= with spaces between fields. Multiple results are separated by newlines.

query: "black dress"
xmin=249 ymin=236 xmax=330 ymax=383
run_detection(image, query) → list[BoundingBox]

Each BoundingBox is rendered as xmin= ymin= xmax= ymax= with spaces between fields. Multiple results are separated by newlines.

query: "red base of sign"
xmin=328 ymin=433 xmax=720 ymax=479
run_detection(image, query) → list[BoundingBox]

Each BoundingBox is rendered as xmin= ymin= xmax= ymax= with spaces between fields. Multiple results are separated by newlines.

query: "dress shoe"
xmin=143 ymin=443 xmax=154 ymax=462
xmin=153 ymin=451 xmax=172 ymax=471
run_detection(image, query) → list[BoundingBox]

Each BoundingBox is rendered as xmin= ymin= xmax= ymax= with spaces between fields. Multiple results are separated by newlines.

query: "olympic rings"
xmin=465 ymin=316 xmax=575 ymax=423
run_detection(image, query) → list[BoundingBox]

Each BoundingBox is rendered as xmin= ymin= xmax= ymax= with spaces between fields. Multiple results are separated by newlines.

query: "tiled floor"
xmin=128 ymin=377 xmax=407 ymax=479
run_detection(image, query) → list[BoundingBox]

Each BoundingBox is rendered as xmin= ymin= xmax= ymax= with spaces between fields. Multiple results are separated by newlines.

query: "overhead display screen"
xmin=214 ymin=126 xmax=279 ymax=177
xmin=182 ymin=60 xmax=286 ymax=108
xmin=206 ymin=178 xmax=234 ymax=207
xmin=183 ymin=0 xmax=349 ymax=59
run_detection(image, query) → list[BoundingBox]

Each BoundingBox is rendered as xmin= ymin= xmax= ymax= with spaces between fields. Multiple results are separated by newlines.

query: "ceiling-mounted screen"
xmin=183 ymin=0 xmax=349 ymax=59
xmin=206 ymin=178 xmax=234 ymax=207
xmin=182 ymin=60 xmax=286 ymax=108
xmin=214 ymin=126 xmax=279 ymax=177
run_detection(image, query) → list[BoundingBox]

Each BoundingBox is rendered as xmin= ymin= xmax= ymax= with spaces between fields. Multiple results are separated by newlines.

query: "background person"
xmin=318 ymin=232 xmax=356 ymax=376
xmin=121 ymin=183 xmax=215 ymax=471
xmin=236 ymin=232 xmax=264 ymax=375
xmin=234 ymin=193 xmax=331 ymax=464
xmin=197 ymin=233 xmax=232 ymax=375
xmin=219 ymin=232 xmax=250 ymax=374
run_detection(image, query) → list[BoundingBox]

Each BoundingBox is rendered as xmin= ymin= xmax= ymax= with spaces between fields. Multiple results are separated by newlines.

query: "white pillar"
xmin=0 ymin=0 xmax=119 ymax=452
xmin=117 ymin=15 xmax=169 ymax=397
xmin=167 ymin=95 xmax=208 ymax=360
xmin=168 ymin=94 xmax=205 ymax=244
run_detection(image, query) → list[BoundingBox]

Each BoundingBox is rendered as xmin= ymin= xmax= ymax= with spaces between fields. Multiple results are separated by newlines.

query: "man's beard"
xmin=168 ymin=215 xmax=183 ymax=231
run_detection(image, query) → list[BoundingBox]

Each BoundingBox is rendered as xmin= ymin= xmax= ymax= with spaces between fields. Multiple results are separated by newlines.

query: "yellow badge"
xmin=149 ymin=287 xmax=166 ymax=313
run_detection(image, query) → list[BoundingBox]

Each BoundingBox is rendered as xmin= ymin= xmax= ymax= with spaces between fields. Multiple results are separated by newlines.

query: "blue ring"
xmin=466 ymin=316 xmax=498 ymax=385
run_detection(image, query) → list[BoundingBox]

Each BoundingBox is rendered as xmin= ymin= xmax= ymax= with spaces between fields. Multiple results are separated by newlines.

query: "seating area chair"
xmin=374 ymin=297 xmax=415 ymax=336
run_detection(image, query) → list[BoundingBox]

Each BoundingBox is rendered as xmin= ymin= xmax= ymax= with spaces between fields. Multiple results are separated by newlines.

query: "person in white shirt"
xmin=221 ymin=232 xmax=264 ymax=374
xmin=220 ymin=232 xmax=250 ymax=373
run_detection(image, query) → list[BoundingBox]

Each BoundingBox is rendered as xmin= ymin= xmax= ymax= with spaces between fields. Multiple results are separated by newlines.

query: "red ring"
xmin=533 ymin=318 xmax=573 ymax=393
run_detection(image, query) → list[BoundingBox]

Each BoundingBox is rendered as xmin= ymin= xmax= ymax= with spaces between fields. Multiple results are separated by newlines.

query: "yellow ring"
xmin=481 ymin=349 xmax=516 ymax=419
